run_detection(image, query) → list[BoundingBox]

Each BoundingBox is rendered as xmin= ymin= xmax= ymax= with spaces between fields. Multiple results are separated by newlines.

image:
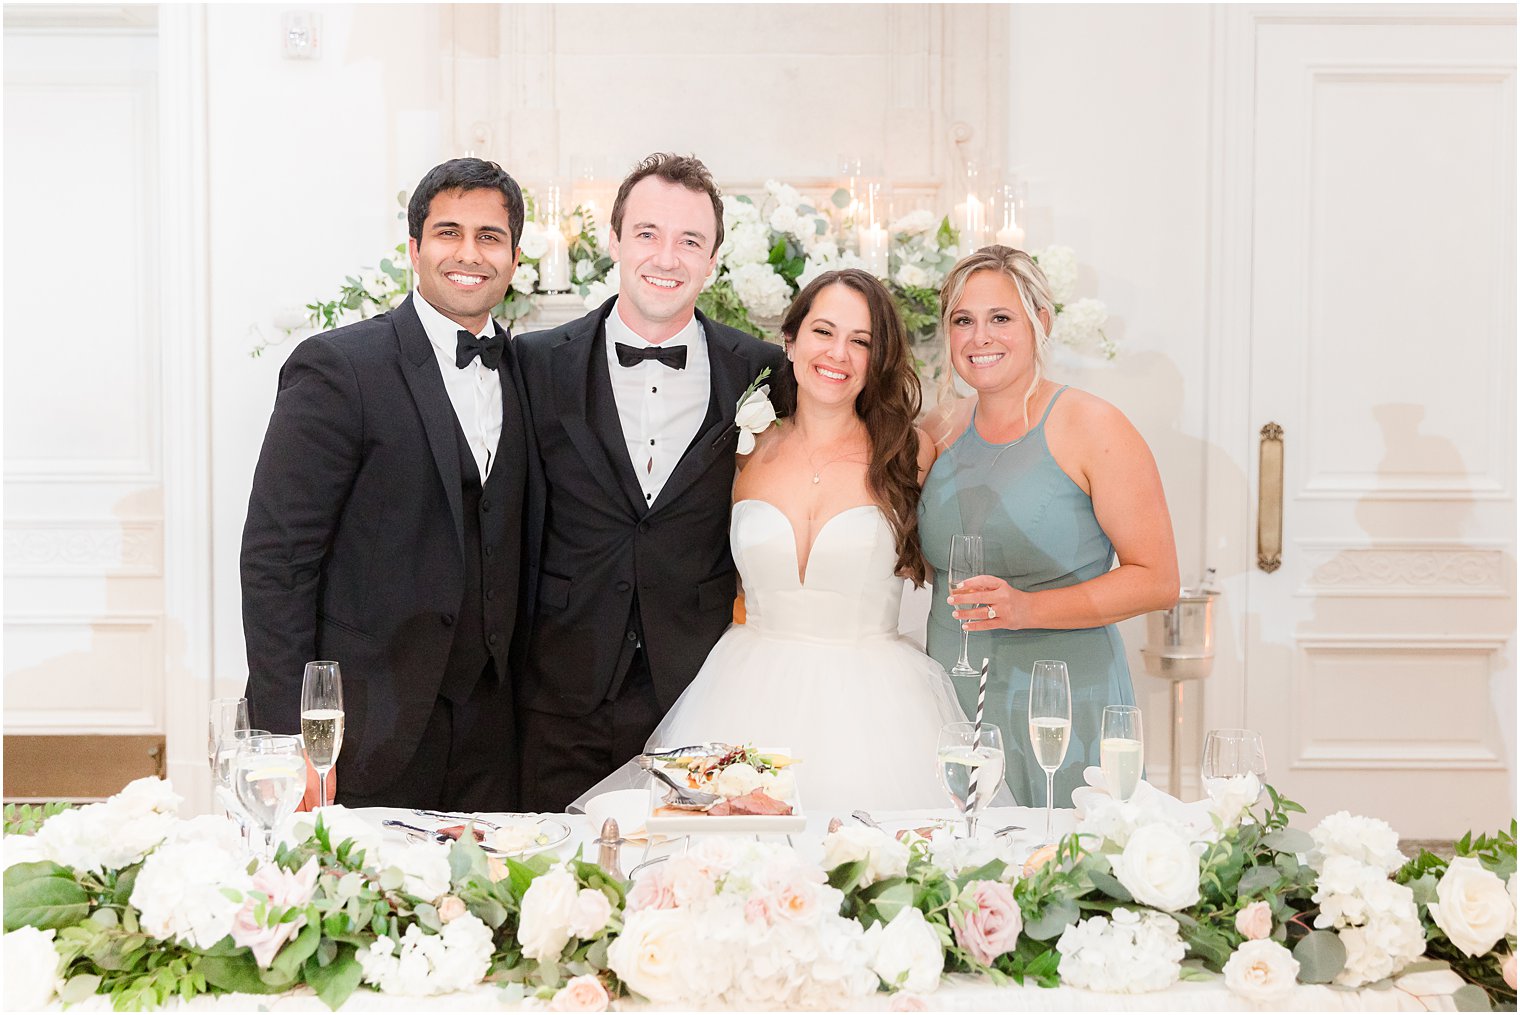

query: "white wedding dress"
xmin=628 ymin=498 xmax=972 ymax=813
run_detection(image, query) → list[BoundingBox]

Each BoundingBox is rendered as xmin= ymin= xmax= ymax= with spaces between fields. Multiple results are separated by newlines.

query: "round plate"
xmin=479 ymin=814 xmax=572 ymax=857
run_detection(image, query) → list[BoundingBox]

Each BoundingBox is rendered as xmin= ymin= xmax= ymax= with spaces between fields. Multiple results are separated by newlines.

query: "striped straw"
xmin=966 ymin=658 xmax=990 ymax=817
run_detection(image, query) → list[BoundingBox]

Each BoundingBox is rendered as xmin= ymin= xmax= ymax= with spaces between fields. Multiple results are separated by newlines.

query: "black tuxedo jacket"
xmin=240 ymin=295 xmax=544 ymax=796
xmin=514 ymin=298 xmax=784 ymax=716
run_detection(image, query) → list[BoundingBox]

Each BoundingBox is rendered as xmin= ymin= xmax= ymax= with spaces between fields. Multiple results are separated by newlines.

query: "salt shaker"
xmin=594 ymin=818 xmax=624 ymax=879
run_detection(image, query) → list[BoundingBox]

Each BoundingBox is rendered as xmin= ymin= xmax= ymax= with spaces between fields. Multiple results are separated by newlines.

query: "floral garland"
xmin=263 ymin=180 xmax=1116 ymax=365
xmin=4 ymin=777 xmax=1512 ymax=1011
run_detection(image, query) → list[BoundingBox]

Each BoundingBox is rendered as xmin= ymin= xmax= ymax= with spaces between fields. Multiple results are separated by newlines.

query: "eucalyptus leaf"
xmin=867 ymin=882 xmax=916 ymax=923
xmin=1024 ymin=898 xmax=1080 ymax=941
xmin=1263 ymin=828 xmax=1315 ymax=854
xmin=831 ymin=188 xmax=852 ymax=209
xmin=1452 ymin=984 xmax=1494 ymax=1012
xmin=415 ymin=902 xmax=442 ymax=932
xmin=1237 ymin=865 xmax=1282 ymax=895
xmin=1292 ymin=929 xmax=1347 ymax=984
xmin=378 ymin=867 xmax=404 ymax=892
xmin=1085 ymin=867 xmax=1132 ymax=903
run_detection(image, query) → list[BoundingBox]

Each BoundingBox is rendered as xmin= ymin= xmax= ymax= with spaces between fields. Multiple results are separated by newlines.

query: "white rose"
xmin=386 ymin=840 xmax=452 ymax=902
xmin=734 ymin=384 xmax=778 ymax=455
xmin=518 ymin=220 xmax=549 ymax=260
xmin=768 ymin=204 xmax=799 ymax=235
xmin=868 ymin=907 xmax=944 ymax=994
xmin=894 ymin=263 xmax=930 ymax=288
xmin=1223 ymin=939 xmax=1300 ymax=1002
xmin=1204 ymin=773 xmax=1262 ymax=827
xmin=1110 ymin=822 xmax=1201 ymax=911
xmin=607 ymin=908 xmax=699 ymax=1004
xmin=511 ymin=263 xmax=538 ymax=295
xmin=821 ymin=827 xmax=910 ymax=889
xmin=569 ymin=887 xmax=614 ymax=939
xmin=889 ymin=210 xmax=935 ymax=236
xmin=3 ymin=926 xmax=61 ymax=1010
xmin=715 ymin=762 xmax=765 ymax=799
xmin=111 ymin=776 xmax=182 ymax=818
xmin=518 ymin=867 xmax=580 ymax=961
xmin=1429 ymin=857 xmax=1515 ymax=957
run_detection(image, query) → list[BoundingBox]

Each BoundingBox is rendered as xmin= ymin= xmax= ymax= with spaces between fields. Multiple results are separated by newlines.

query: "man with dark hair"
xmin=242 ymin=157 xmax=539 ymax=810
xmin=514 ymin=153 xmax=784 ymax=811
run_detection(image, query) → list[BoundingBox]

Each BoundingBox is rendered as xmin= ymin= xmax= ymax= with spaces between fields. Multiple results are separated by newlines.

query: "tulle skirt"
xmin=577 ymin=623 xmax=979 ymax=815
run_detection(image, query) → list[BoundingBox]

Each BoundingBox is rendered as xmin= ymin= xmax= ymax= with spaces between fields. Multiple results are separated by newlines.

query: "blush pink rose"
xmin=229 ymin=857 xmax=320 ymax=968
xmin=950 ymin=880 xmax=1022 ymax=966
xmin=1235 ymin=900 xmax=1273 ymax=940
xmin=744 ymin=894 xmax=774 ymax=926
xmin=437 ymin=895 xmax=468 ymax=923
xmin=1504 ymin=952 xmax=1516 ymax=990
xmin=548 ymin=974 xmax=610 ymax=1012
xmin=627 ymin=867 xmax=677 ymax=911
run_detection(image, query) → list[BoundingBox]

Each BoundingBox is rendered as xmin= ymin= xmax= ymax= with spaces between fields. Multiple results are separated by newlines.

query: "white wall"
xmin=1005 ymin=5 xmax=1217 ymax=781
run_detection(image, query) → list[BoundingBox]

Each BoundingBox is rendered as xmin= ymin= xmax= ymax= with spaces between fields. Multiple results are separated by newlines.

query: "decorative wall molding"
xmin=1298 ymin=541 xmax=1507 ymax=597
xmin=1291 ymin=634 xmax=1507 ymax=770
xmin=3 ymin=520 xmax=162 ymax=577
xmin=3 ymin=613 xmax=163 ymax=732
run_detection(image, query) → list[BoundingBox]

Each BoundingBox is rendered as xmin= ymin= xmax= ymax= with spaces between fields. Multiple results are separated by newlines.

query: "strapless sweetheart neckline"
xmin=732 ymin=499 xmax=881 ymax=587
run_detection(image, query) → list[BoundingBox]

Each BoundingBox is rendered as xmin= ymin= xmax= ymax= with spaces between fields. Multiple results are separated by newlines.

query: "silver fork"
xmin=411 ymin=809 xmax=503 ymax=831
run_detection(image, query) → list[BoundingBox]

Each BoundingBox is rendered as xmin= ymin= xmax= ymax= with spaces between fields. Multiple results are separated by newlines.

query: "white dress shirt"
xmin=414 ymin=292 xmax=503 ymax=479
xmin=604 ymin=300 xmax=710 ymax=507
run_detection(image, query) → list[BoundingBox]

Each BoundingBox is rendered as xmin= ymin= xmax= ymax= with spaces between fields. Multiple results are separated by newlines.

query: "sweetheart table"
xmin=45 ymin=805 xmax=1448 ymax=1013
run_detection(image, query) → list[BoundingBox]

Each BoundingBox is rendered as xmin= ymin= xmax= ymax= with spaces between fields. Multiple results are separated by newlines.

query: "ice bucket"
xmin=1141 ymin=588 xmax=1218 ymax=681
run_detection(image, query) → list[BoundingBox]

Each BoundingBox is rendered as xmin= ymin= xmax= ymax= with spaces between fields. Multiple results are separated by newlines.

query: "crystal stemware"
xmin=936 ymin=721 xmax=1004 ymax=838
xmin=300 ymin=661 xmax=344 ymax=808
xmin=947 ymin=534 xmax=984 ymax=679
xmin=233 ymin=734 xmax=306 ymax=859
xmin=1100 ymin=705 xmax=1143 ymax=803
xmin=1027 ymin=659 xmax=1071 ymax=843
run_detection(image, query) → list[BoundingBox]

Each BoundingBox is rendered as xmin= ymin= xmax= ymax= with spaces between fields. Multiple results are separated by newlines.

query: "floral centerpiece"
xmin=6 ymin=775 xmax=1513 ymax=1011
xmin=268 ymin=179 xmax=1117 ymax=369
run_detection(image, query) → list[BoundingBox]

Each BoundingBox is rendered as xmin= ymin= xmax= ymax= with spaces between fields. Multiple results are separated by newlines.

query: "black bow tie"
xmin=456 ymin=328 xmax=505 ymax=370
xmin=615 ymin=341 xmax=688 ymax=370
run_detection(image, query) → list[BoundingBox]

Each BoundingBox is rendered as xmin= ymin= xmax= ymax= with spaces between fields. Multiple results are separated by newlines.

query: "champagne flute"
xmin=1100 ymin=705 xmax=1144 ymax=803
xmin=1027 ymin=659 xmax=1071 ymax=843
xmin=300 ymin=661 xmax=344 ymax=808
xmin=936 ymin=721 xmax=1004 ymax=838
xmin=1201 ymin=728 xmax=1267 ymax=802
xmin=233 ymin=734 xmax=306 ymax=859
xmin=947 ymin=534 xmax=984 ymax=679
xmin=208 ymin=697 xmax=249 ymax=776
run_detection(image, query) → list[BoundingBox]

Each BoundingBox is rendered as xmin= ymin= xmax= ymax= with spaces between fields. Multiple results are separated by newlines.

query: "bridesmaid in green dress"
xmin=918 ymin=246 xmax=1179 ymax=808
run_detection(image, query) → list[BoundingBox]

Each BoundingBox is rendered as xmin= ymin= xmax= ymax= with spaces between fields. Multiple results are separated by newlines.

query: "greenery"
xmin=4 ymin=800 xmax=73 ymax=836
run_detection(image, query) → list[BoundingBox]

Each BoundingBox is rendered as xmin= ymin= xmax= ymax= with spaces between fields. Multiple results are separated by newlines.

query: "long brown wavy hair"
xmin=773 ymin=269 xmax=929 ymax=586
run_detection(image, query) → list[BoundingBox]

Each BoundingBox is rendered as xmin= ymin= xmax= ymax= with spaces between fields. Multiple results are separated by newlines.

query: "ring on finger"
xmin=986 ymin=605 xmax=998 ymax=621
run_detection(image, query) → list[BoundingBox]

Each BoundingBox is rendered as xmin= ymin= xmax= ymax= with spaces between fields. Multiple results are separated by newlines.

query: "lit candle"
xmin=995 ymin=225 xmax=1026 ymax=249
xmin=858 ymin=223 xmax=889 ymax=277
xmin=540 ymin=227 xmax=570 ymax=291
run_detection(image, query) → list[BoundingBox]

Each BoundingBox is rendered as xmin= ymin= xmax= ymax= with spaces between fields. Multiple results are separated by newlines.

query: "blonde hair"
xmin=937 ymin=245 xmax=1056 ymax=428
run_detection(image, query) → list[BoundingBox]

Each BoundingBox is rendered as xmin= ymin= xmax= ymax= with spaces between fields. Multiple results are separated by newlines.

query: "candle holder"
xmin=954 ymin=160 xmax=988 ymax=251
xmin=991 ymin=177 xmax=1028 ymax=250
xmin=538 ymin=182 xmax=571 ymax=293
xmin=855 ymin=180 xmax=891 ymax=278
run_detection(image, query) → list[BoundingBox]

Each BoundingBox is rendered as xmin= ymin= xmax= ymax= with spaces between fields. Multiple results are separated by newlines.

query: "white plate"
xmin=642 ymin=751 xmax=805 ymax=835
xmin=421 ymin=813 xmax=572 ymax=857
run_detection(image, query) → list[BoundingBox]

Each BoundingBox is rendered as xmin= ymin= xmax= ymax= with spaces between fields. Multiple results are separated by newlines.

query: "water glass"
xmin=1100 ymin=705 xmax=1143 ymax=803
xmin=1202 ymin=728 xmax=1268 ymax=801
xmin=208 ymin=697 xmax=249 ymax=775
xmin=233 ymin=734 xmax=306 ymax=859
xmin=936 ymin=721 xmax=1005 ymax=838
xmin=948 ymin=534 xmax=984 ymax=679
xmin=1027 ymin=659 xmax=1071 ymax=843
xmin=300 ymin=661 xmax=345 ymax=807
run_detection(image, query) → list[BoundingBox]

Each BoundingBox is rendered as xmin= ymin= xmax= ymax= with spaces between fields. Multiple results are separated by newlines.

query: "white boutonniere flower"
xmin=734 ymin=367 xmax=777 ymax=455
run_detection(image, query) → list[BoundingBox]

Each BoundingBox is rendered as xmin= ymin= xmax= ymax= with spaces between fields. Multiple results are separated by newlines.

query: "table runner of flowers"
xmin=254 ymin=180 xmax=1115 ymax=368
xmin=3 ymin=779 xmax=1514 ymax=1011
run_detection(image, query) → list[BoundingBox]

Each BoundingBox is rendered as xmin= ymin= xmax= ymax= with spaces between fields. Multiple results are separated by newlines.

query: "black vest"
xmin=438 ymin=386 xmax=527 ymax=703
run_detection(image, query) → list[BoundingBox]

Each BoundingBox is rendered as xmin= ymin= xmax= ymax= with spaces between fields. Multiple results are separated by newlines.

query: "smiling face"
xmin=608 ymin=176 xmax=719 ymax=342
xmin=408 ymin=187 xmax=520 ymax=333
xmin=787 ymin=283 xmax=873 ymax=411
xmin=946 ymin=268 xmax=1048 ymax=395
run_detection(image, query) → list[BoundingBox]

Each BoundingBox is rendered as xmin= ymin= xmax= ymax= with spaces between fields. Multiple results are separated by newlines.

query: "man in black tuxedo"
xmin=515 ymin=154 xmax=784 ymax=811
xmin=241 ymin=158 xmax=539 ymax=811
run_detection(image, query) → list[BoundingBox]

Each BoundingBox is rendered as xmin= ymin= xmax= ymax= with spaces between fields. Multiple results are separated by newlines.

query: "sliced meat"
xmin=707 ymin=789 xmax=792 ymax=816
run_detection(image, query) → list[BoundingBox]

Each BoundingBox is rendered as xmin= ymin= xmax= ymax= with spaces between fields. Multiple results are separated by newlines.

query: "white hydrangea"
xmin=768 ymin=204 xmax=799 ymax=237
xmin=130 ymin=816 xmax=251 ymax=949
xmin=1049 ymin=298 xmax=1111 ymax=357
xmin=1075 ymin=793 xmax=1177 ymax=850
xmin=1308 ymin=811 xmax=1407 ymax=875
xmin=796 ymin=249 xmax=865 ymax=290
xmin=32 ymin=776 xmax=183 ymax=874
xmin=763 ymin=180 xmax=802 ymax=208
xmin=1204 ymin=772 xmax=1262 ymax=828
xmin=357 ymin=913 xmax=494 ymax=995
xmin=1032 ymin=245 xmax=1079 ymax=304
xmin=511 ymin=263 xmax=538 ymax=295
xmin=1056 ymin=907 xmax=1187 ymax=993
xmin=728 ymin=262 xmax=791 ymax=318
xmin=1311 ymin=854 xmax=1426 ymax=987
xmin=719 ymin=222 xmax=773 ymax=269
xmin=895 ymin=262 xmax=932 ymax=288
xmin=889 ymin=210 xmax=937 ymax=236
xmin=723 ymin=197 xmax=762 ymax=227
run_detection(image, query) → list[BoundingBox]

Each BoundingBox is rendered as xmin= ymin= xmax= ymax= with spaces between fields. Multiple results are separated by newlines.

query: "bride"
xmin=579 ymin=268 xmax=973 ymax=813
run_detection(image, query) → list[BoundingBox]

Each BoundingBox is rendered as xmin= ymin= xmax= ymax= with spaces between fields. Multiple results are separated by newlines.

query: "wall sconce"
xmin=281 ymin=11 xmax=321 ymax=60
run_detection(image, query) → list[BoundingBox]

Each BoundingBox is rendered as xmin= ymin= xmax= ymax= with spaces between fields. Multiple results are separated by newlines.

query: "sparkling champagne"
xmin=937 ymin=745 xmax=1005 ymax=814
xmin=1100 ymin=736 xmax=1143 ymax=802
xmin=301 ymin=708 xmax=345 ymax=770
xmin=1028 ymin=716 xmax=1071 ymax=772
